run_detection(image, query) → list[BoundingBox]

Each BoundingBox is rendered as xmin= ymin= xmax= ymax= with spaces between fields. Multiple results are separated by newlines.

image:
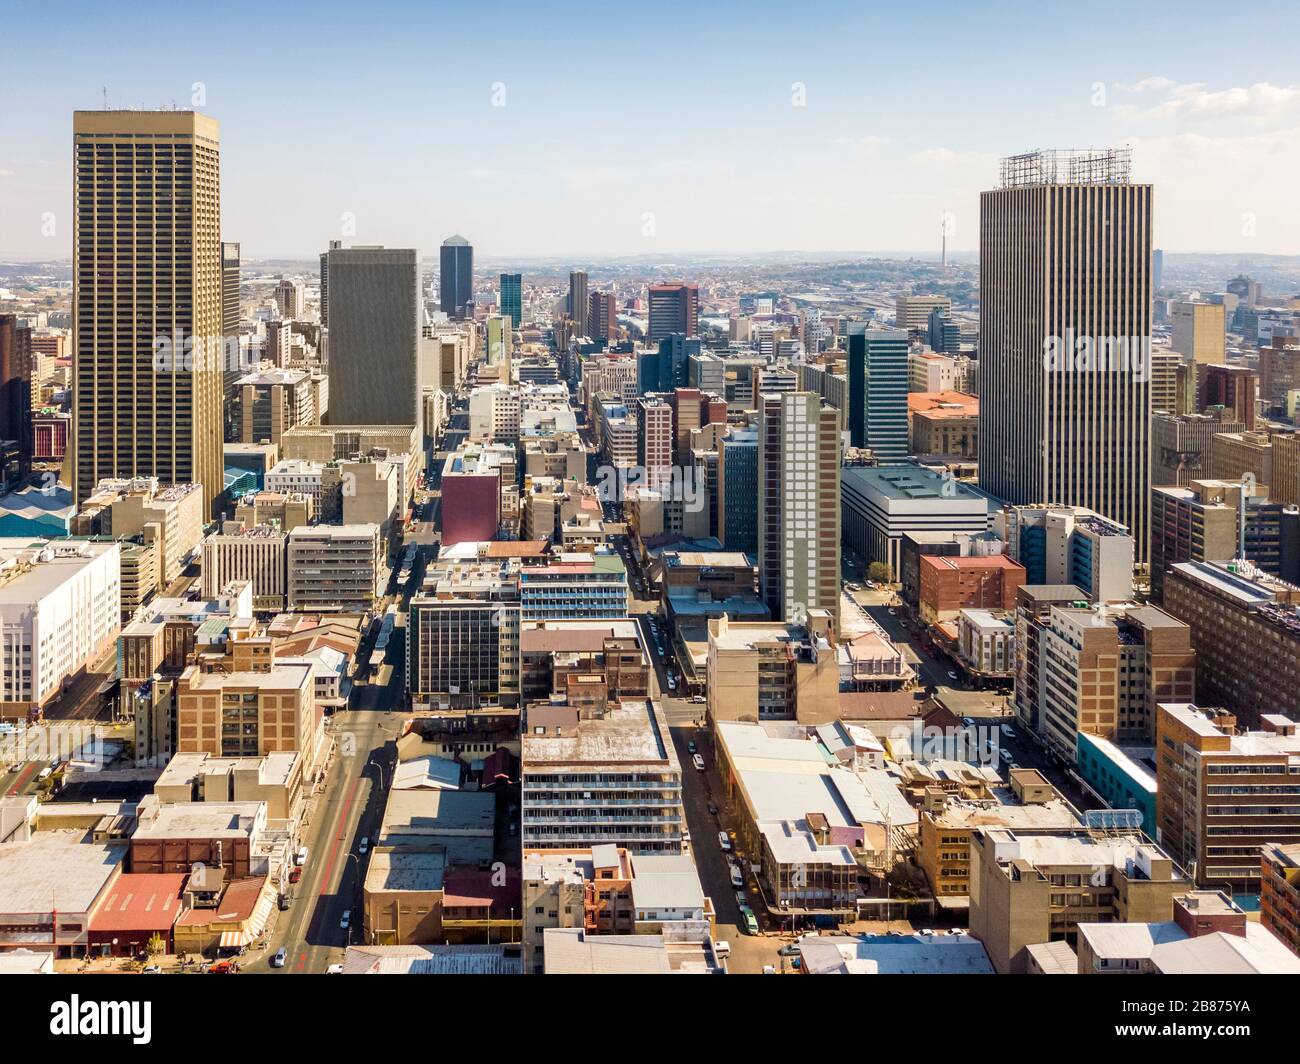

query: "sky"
xmin=2 ymin=0 xmax=1299 ymax=261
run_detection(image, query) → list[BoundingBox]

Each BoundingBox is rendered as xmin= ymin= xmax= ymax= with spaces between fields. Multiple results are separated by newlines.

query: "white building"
xmin=957 ymin=609 xmax=1015 ymax=675
xmin=266 ymin=458 xmax=326 ymax=512
xmin=0 ymin=539 xmax=121 ymax=715
xmin=201 ymin=524 xmax=288 ymax=612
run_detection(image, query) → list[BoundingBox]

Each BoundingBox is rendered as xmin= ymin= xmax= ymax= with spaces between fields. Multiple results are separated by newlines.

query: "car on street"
xmin=777 ymin=944 xmax=801 ymax=957
xmin=294 ymin=846 xmax=308 ymax=866
xmin=707 ymin=800 xmax=719 ymax=816
xmin=270 ymin=948 xmax=287 ymax=968
xmin=718 ymin=831 xmax=732 ymax=852
xmin=734 ymin=890 xmax=746 ymax=908
xmin=142 ymin=964 xmax=162 ymax=974
xmin=729 ymin=862 xmax=744 ymax=888
xmin=692 ymin=753 xmax=705 ymax=771
xmin=1000 ymin=724 xmax=1016 ymax=739
xmin=739 ymin=906 xmax=759 ymax=934
xmin=887 ymin=609 xmax=896 ymax=616
xmin=687 ymin=741 xmax=696 ymax=754
xmin=340 ymin=909 xmax=352 ymax=930
xmin=762 ymin=965 xmax=777 ymax=975
xmin=999 ymin=748 xmax=1013 ymax=763
xmin=326 ymin=964 xmax=344 ymax=975
xmin=714 ymin=941 xmax=731 ymax=959
xmin=359 ymin=836 xmax=369 ymax=855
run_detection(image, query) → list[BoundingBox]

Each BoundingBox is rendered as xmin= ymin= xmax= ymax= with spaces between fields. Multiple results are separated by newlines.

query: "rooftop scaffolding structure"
xmin=999 ymin=147 xmax=1133 ymax=188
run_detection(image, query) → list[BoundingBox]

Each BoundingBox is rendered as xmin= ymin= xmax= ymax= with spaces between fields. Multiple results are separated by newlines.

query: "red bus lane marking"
xmin=6 ymin=761 xmax=38 ymax=797
xmin=316 ymin=773 xmax=363 ymax=898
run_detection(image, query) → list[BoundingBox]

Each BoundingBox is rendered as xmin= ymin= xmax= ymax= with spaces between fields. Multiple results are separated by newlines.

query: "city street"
xmin=254 ymin=707 xmax=402 ymax=974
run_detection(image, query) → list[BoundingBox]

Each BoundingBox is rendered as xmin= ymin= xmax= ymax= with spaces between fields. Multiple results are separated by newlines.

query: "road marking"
xmin=316 ymin=772 xmax=364 ymax=898
xmin=6 ymin=760 xmax=38 ymax=796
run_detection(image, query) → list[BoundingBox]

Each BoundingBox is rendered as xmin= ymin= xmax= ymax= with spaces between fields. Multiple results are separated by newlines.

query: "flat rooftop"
xmin=0 ymin=830 xmax=127 ymax=914
xmin=522 ymin=700 xmax=675 ymax=767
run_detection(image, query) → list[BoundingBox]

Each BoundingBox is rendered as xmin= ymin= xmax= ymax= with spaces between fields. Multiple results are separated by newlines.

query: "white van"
xmin=295 ymin=846 xmax=309 ymax=866
xmin=714 ymin=941 xmax=731 ymax=959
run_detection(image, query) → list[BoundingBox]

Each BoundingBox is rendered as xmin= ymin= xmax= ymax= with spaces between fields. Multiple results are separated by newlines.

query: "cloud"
xmin=1112 ymin=78 xmax=1300 ymax=122
xmin=831 ymin=135 xmax=890 ymax=147
xmin=909 ymin=147 xmax=997 ymax=166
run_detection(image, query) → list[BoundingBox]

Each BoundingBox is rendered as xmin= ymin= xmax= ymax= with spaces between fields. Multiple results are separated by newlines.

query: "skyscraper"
xmin=978 ymin=148 xmax=1153 ymax=557
xmin=588 ymin=290 xmax=617 ymax=343
xmin=758 ymin=391 xmax=841 ymax=629
xmin=568 ymin=270 xmax=589 ymax=336
xmin=846 ymin=328 xmax=909 ymax=460
xmin=499 ymin=273 xmax=522 ymax=327
xmin=439 ymin=235 xmax=473 ymax=320
xmin=325 ymin=246 xmax=421 ymax=428
xmin=647 ymin=283 xmax=698 ymax=343
xmin=221 ymin=242 xmax=240 ymax=338
xmin=319 ymin=239 xmax=341 ymax=328
xmin=0 ymin=315 xmax=32 ymax=485
xmin=73 ymin=110 xmax=224 ymax=516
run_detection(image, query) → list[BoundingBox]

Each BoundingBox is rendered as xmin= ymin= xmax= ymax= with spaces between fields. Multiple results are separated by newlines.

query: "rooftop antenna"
xmin=940 ymin=211 xmax=948 ymax=272
xmin=101 ymin=85 xmax=108 ymax=110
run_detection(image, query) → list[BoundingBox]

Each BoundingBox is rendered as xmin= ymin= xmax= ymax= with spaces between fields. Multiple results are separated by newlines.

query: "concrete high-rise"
xmin=978 ymin=148 xmax=1153 ymax=557
xmin=758 ymin=391 xmax=841 ymax=629
xmin=73 ymin=110 xmax=224 ymax=516
xmin=568 ymin=270 xmax=589 ymax=336
xmin=324 ymin=246 xmax=421 ymax=428
xmin=439 ymin=235 xmax=473 ymax=320
xmin=1172 ymin=301 xmax=1226 ymax=366
xmin=647 ymin=283 xmax=698 ymax=344
xmin=221 ymin=243 xmax=240 ymax=338
xmin=588 ymin=290 xmax=617 ymax=343
xmin=500 ymin=272 xmax=522 ymax=327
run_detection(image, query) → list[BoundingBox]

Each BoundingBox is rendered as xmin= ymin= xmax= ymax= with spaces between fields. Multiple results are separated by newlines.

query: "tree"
xmin=145 ymin=932 xmax=165 ymax=959
xmin=867 ymin=562 xmax=894 ymax=585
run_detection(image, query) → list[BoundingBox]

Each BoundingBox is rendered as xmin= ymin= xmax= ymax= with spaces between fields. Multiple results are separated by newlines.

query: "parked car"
xmin=1000 ymin=724 xmax=1016 ymax=739
xmin=948 ymin=671 xmax=959 ymax=681
xmin=999 ymin=748 xmax=1013 ymax=763
xmin=718 ymin=831 xmax=732 ymax=852
xmin=729 ymin=862 xmax=744 ymax=888
xmin=692 ymin=753 xmax=705 ymax=771
xmin=777 ymin=944 xmax=801 ymax=957
xmin=326 ymin=964 xmax=344 ymax=975
xmin=762 ymin=965 xmax=777 ymax=975
xmin=358 ymin=836 xmax=369 ymax=855
xmin=714 ymin=941 xmax=731 ymax=959
xmin=294 ymin=846 xmax=308 ymax=866
xmin=687 ymin=741 xmax=696 ymax=754
xmin=339 ymin=909 xmax=352 ymax=930
xmin=270 ymin=948 xmax=287 ymax=968
xmin=707 ymin=800 xmax=719 ymax=816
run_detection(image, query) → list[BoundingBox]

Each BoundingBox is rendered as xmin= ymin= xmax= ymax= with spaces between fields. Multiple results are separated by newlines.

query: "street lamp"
xmin=368 ymin=758 xmax=389 ymax=792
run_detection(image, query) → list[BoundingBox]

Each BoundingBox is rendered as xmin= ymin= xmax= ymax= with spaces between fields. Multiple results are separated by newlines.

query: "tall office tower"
xmin=638 ymin=334 xmax=700 ymax=395
xmin=1152 ymin=249 xmax=1164 ymax=291
xmin=0 ymin=315 xmax=33 ymax=484
xmin=73 ymin=110 xmax=224 ymax=517
xmin=499 ymin=272 xmax=522 ymax=327
xmin=757 ymin=392 xmax=841 ymax=630
xmin=324 ymin=246 xmax=421 ymax=427
xmin=221 ymin=243 xmax=240 ymax=338
xmin=1172 ymin=301 xmax=1226 ymax=366
xmin=846 ymin=328 xmax=909 ymax=460
xmin=568 ymin=270 xmax=589 ymax=336
xmin=978 ymin=148 xmax=1153 ymax=558
xmin=588 ymin=290 xmax=617 ymax=343
xmin=273 ymin=277 xmax=305 ymax=319
xmin=635 ymin=397 xmax=674 ymax=489
xmin=319 ymin=239 xmax=341 ymax=328
xmin=718 ymin=427 xmax=758 ymax=557
xmin=647 ymin=282 xmax=699 ymax=343
xmin=439 ymin=234 xmax=473 ymax=320
xmin=895 ymin=294 xmax=951 ymax=333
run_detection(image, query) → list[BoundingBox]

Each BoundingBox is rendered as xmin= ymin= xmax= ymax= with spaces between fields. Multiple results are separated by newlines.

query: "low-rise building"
xmin=1261 ymin=843 xmax=1300 ymax=957
xmin=968 ymin=828 xmax=1188 ymax=974
xmin=706 ymin=615 xmax=839 ymax=725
